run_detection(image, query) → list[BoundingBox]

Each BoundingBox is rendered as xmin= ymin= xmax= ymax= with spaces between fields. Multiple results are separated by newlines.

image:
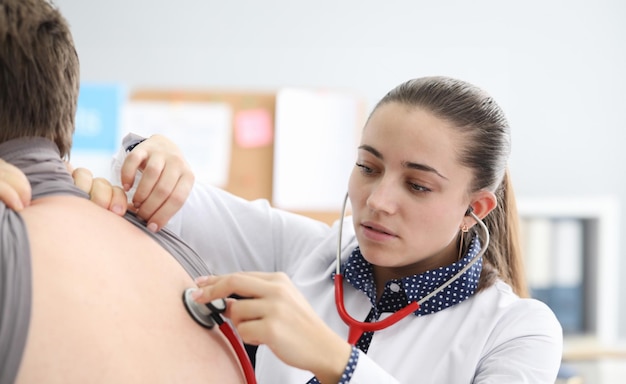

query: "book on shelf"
xmin=521 ymin=217 xmax=585 ymax=334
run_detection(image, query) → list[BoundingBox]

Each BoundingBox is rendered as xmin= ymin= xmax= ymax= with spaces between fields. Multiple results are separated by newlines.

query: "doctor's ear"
xmin=466 ymin=190 xmax=497 ymax=222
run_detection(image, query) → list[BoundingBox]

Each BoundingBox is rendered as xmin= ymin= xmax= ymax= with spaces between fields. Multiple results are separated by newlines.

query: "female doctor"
xmin=1 ymin=76 xmax=563 ymax=383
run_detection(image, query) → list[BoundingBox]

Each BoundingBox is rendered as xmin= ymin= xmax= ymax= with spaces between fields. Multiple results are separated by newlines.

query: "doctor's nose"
xmin=366 ymin=178 xmax=399 ymax=215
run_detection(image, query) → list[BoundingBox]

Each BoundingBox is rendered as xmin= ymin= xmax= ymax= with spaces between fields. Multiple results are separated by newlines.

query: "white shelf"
xmin=517 ymin=196 xmax=621 ymax=345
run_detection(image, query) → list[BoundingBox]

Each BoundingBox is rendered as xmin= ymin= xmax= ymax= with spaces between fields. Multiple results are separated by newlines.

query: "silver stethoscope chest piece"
xmin=182 ymin=288 xmax=226 ymax=329
xmin=181 ymin=288 xmax=257 ymax=384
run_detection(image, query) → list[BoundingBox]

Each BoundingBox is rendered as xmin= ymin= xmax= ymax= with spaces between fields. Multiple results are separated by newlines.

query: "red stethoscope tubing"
xmin=219 ymin=322 xmax=257 ymax=384
xmin=334 ymin=274 xmax=420 ymax=344
xmin=333 ymin=193 xmax=488 ymax=346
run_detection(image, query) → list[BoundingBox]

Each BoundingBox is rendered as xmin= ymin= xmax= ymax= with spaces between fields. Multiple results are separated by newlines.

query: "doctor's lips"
xmin=361 ymin=221 xmax=397 ymax=237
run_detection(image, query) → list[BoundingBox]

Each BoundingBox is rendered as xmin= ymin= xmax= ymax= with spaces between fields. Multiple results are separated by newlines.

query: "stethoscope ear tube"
xmin=334 ymin=274 xmax=420 ymax=344
xmin=335 ymin=192 xmax=350 ymax=275
xmin=334 ymin=193 xmax=490 ymax=344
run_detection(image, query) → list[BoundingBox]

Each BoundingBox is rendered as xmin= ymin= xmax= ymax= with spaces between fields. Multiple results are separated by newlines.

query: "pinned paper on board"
xmin=235 ymin=109 xmax=273 ymax=148
xmin=272 ymin=88 xmax=365 ymax=211
xmin=121 ymin=100 xmax=233 ymax=188
xmin=73 ymin=83 xmax=126 ymax=153
xmin=70 ymin=83 xmax=127 ymax=177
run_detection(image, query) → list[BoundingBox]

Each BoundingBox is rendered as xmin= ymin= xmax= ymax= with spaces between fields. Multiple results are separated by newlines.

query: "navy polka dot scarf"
xmin=307 ymin=235 xmax=482 ymax=383
xmin=342 ymin=234 xmax=482 ymax=353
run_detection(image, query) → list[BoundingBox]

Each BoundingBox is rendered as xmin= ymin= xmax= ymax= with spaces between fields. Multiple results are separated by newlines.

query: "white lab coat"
xmin=112 ymin=144 xmax=563 ymax=383
xmin=163 ymin=183 xmax=563 ymax=383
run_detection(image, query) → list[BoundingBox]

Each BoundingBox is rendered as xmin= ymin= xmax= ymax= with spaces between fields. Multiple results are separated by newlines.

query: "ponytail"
xmin=477 ymin=169 xmax=529 ymax=297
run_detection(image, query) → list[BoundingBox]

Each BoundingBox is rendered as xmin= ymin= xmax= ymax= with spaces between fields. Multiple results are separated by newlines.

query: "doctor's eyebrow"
xmin=358 ymin=144 xmax=448 ymax=180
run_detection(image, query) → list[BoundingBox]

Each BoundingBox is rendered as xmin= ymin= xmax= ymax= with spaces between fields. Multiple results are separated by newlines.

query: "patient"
xmin=0 ymin=1 xmax=244 ymax=383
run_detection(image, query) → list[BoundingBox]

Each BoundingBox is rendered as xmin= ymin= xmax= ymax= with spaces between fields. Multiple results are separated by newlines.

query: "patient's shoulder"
xmin=14 ymin=196 xmax=246 ymax=383
xmin=21 ymin=195 xmax=148 ymax=244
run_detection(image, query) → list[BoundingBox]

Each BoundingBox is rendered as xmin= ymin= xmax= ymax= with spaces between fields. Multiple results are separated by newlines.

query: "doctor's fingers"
xmin=226 ymin=292 xmax=346 ymax=374
xmin=193 ymin=272 xmax=294 ymax=303
xmin=119 ymin=148 xmax=147 ymax=191
xmin=194 ymin=272 xmax=292 ymax=294
xmin=120 ymin=134 xmax=190 ymax=191
xmin=225 ymin=300 xmax=303 ymax=348
xmin=126 ymin=150 xmax=165 ymax=206
xmin=195 ymin=271 xmax=289 ymax=288
xmin=0 ymin=159 xmax=31 ymax=210
xmin=0 ymin=181 xmax=28 ymax=210
xmin=90 ymin=177 xmax=128 ymax=216
xmin=72 ymin=168 xmax=127 ymax=216
xmin=134 ymin=163 xmax=194 ymax=232
xmin=223 ymin=298 xmax=268 ymax=330
xmin=72 ymin=167 xmax=93 ymax=194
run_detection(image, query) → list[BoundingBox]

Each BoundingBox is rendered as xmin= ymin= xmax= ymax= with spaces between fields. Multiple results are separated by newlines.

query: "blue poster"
xmin=73 ymin=83 xmax=126 ymax=152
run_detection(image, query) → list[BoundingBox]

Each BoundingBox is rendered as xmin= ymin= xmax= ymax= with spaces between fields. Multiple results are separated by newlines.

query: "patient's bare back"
xmin=15 ymin=195 xmax=244 ymax=383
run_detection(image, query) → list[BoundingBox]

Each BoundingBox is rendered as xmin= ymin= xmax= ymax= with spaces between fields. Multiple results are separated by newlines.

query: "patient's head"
xmin=0 ymin=0 xmax=79 ymax=158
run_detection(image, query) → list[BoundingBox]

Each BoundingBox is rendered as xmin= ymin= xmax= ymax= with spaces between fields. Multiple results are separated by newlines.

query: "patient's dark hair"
xmin=0 ymin=0 xmax=79 ymax=158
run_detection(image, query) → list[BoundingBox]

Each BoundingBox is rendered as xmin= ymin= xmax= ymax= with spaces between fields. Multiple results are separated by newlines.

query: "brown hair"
xmin=372 ymin=76 xmax=528 ymax=297
xmin=0 ymin=0 xmax=79 ymax=158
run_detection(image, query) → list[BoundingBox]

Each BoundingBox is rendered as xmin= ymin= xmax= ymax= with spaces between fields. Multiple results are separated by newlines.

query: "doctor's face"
xmin=348 ymin=102 xmax=475 ymax=277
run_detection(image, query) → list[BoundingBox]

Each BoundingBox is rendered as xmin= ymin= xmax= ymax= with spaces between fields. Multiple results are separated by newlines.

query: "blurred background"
xmin=55 ymin=0 xmax=626 ymax=382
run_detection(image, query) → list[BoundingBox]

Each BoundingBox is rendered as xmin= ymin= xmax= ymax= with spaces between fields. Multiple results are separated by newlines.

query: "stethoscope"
xmin=180 ymin=192 xmax=489 ymax=383
xmin=334 ymin=193 xmax=490 ymax=345
xmin=182 ymin=288 xmax=257 ymax=384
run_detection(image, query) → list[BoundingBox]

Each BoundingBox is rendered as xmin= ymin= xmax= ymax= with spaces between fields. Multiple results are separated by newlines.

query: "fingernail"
xmin=147 ymin=222 xmax=158 ymax=232
xmin=195 ymin=276 xmax=209 ymax=284
xmin=190 ymin=288 xmax=202 ymax=300
xmin=133 ymin=202 xmax=141 ymax=208
xmin=112 ymin=205 xmax=124 ymax=215
xmin=123 ymin=184 xmax=131 ymax=191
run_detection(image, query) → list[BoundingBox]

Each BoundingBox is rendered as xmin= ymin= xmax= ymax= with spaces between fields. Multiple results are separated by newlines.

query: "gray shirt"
xmin=0 ymin=137 xmax=210 ymax=384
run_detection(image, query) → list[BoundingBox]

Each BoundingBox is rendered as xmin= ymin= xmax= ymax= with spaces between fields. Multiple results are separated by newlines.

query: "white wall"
xmin=55 ymin=0 xmax=626 ymax=338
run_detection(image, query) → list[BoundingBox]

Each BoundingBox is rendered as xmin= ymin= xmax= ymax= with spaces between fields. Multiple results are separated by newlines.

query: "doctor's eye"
xmin=408 ymin=182 xmax=431 ymax=193
xmin=356 ymin=162 xmax=376 ymax=175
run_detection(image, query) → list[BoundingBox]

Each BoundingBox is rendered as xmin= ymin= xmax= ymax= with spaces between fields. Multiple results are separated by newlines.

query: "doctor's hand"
xmin=121 ymin=134 xmax=194 ymax=232
xmin=192 ymin=272 xmax=352 ymax=384
xmin=71 ymin=166 xmax=128 ymax=217
xmin=0 ymin=158 xmax=31 ymax=210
